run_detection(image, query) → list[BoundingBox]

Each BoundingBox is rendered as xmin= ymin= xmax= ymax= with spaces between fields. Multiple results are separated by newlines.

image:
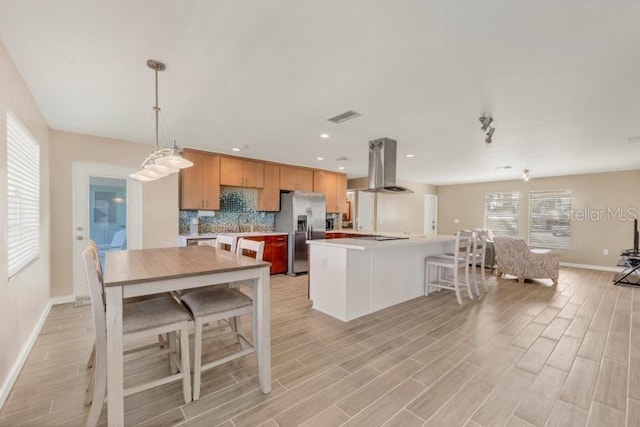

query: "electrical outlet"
xmin=453 ymin=219 xmax=460 ymax=224
xmin=603 ymin=249 xmax=609 ymax=256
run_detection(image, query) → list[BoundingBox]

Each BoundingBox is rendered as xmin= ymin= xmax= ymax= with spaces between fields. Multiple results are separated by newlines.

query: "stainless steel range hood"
xmin=365 ymin=138 xmax=413 ymax=193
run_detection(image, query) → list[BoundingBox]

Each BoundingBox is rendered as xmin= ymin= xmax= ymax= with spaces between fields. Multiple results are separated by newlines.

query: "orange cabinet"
xmin=280 ymin=166 xmax=313 ymax=191
xmin=243 ymin=235 xmax=288 ymax=275
xmin=336 ymin=173 xmax=348 ymax=214
xmin=258 ymin=163 xmax=280 ymax=211
xmin=180 ymin=151 xmax=220 ymax=210
xmin=313 ymin=171 xmax=338 ymax=213
xmin=220 ymin=157 xmax=264 ymax=188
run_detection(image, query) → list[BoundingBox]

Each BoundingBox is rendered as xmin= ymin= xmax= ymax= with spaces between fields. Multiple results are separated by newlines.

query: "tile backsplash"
xmin=180 ymin=187 xmax=275 ymax=234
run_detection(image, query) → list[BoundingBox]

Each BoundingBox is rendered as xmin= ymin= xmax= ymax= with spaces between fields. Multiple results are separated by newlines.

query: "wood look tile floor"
xmin=1 ymin=268 xmax=639 ymax=426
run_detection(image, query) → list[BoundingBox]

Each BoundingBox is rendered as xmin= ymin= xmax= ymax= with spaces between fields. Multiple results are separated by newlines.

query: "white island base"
xmin=308 ymin=236 xmax=455 ymax=322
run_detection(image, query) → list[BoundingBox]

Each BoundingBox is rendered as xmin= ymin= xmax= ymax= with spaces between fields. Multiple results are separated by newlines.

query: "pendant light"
xmin=130 ymin=59 xmax=193 ymax=181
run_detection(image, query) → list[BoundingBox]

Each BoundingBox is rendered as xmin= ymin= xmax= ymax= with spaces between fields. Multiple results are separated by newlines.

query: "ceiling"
xmin=1 ymin=0 xmax=639 ymax=185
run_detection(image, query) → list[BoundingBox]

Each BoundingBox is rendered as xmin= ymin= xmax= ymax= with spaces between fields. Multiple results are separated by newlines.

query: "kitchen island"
xmin=307 ymin=235 xmax=456 ymax=321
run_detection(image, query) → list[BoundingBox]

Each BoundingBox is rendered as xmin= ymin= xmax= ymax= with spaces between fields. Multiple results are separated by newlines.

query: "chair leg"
xmin=471 ymin=259 xmax=480 ymax=297
xmin=480 ymin=257 xmax=488 ymax=292
xmin=179 ymin=325 xmax=192 ymax=404
xmin=424 ymin=260 xmax=429 ymax=296
xmin=518 ymin=277 xmax=525 ymax=284
xmin=193 ymin=318 xmax=203 ymax=401
xmin=86 ymin=343 xmax=95 ymax=369
xmin=85 ymin=359 xmax=106 ymax=427
xmin=84 ymin=365 xmax=95 ymax=405
xmin=453 ymin=264 xmax=462 ymax=305
xmin=465 ymin=263 xmax=474 ymax=300
xmin=169 ymin=331 xmax=178 ymax=374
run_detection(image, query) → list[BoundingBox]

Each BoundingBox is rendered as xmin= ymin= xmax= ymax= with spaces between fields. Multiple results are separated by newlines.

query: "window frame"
xmin=528 ymin=189 xmax=572 ymax=249
xmin=484 ymin=191 xmax=520 ymax=238
xmin=7 ymin=110 xmax=40 ymax=279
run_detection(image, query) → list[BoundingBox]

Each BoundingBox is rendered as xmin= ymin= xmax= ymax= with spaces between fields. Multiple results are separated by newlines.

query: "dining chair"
xmin=425 ymin=230 xmax=474 ymax=304
xmin=216 ymin=234 xmax=237 ymax=253
xmin=470 ymin=229 xmax=489 ymax=295
xmin=82 ymin=248 xmax=192 ymax=427
xmin=85 ymin=240 xmax=171 ymax=371
xmin=180 ymin=238 xmax=265 ymax=400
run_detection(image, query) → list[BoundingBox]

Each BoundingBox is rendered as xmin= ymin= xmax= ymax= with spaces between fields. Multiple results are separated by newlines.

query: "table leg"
xmin=105 ymin=286 xmax=124 ymax=426
xmin=255 ymin=266 xmax=271 ymax=393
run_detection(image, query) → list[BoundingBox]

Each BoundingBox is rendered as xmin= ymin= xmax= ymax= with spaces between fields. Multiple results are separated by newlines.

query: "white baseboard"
xmin=560 ymin=262 xmax=619 ymax=272
xmin=49 ymin=294 xmax=75 ymax=306
xmin=0 ymin=299 xmax=53 ymax=410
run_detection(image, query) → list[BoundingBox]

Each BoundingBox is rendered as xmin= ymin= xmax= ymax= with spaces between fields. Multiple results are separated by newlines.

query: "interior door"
xmin=72 ymin=163 xmax=142 ymax=301
xmin=424 ymin=194 xmax=438 ymax=236
xmin=357 ymin=191 xmax=375 ymax=232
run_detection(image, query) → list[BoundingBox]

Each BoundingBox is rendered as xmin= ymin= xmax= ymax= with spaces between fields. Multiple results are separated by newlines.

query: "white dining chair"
xmin=82 ymin=248 xmax=192 ymax=427
xmin=216 ymin=234 xmax=237 ymax=253
xmin=180 ymin=238 xmax=265 ymax=400
xmin=470 ymin=229 xmax=489 ymax=295
xmin=425 ymin=230 xmax=474 ymax=304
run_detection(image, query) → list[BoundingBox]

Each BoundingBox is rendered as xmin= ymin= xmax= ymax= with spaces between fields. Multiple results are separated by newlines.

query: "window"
xmin=484 ymin=192 xmax=520 ymax=237
xmin=529 ymin=190 xmax=572 ymax=249
xmin=7 ymin=111 xmax=40 ymax=278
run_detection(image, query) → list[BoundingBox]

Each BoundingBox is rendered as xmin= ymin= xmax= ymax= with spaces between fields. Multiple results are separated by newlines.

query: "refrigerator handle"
xmin=307 ymin=208 xmax=313 ymax=240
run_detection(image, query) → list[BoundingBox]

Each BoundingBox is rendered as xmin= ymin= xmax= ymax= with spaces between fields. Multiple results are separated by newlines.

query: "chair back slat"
xmin=236 ymin=238 xmax=265 ymax=261
xmin=456 ymin=230 xmax=473 ymax=257
xmin=216 ymin=234 xmax=237 ymax=253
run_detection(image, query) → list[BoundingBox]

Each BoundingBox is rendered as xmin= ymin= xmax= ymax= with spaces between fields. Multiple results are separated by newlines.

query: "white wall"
xmin=347 ymin=178 xmax=437 ymax=234
xmin=49 ymin=130 xmax=179 ymax=298
xmin=0 ymin=39 xmax=51 ymax=407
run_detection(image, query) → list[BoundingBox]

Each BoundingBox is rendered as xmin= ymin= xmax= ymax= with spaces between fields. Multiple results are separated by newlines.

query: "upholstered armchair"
xmin=493 ymin=237 xmax=559 ymax=285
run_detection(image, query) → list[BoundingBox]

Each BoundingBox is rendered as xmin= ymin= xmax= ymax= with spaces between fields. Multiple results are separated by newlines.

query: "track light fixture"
xmin=522 ymin=169 xmax=530 ymax=181
xmin=479 ymin=113 xmax=495 ymax=144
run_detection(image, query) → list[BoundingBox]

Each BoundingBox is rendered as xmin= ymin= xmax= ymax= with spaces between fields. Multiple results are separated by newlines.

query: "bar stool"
xmin=470 ymin=229 xmax=489 ymax=296
xmin=82 ymin=248 xmax=192 ymax=427
xmin=180 ymin=238 xmax=265 ymax=400
xmin=425 ymin=231 xmax=474 ymax=304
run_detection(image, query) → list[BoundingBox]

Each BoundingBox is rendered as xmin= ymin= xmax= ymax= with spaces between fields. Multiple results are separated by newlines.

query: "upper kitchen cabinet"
xmin=220 ymin=157 xmax=264 ymax=188
xmin=180 ymin=151 xmax=221 ymax=210
xmin=336 ymin=173 xmax=347 ymax=213
xmin=280 ymin=166 xmax=313 ymax=191
xmin=313 ymin=171 xmax=338 ymax=213
xmin=257 ymin=163 xmax=280 ymax=211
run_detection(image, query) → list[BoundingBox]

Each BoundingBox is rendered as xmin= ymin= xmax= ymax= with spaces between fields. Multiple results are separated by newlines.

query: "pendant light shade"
xmin=130 ymin=59 xmax=193 ymax=182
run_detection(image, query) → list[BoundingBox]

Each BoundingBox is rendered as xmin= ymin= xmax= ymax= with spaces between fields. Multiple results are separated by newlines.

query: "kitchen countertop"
xmin=180 ymin=231 xmax=287 ymax=239
xmin=307 ymin=234 xmax=455 ymax=251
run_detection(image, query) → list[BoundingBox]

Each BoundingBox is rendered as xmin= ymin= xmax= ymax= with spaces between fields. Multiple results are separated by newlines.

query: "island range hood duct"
xmin=365 ymin=138 xmax=413 ymax=193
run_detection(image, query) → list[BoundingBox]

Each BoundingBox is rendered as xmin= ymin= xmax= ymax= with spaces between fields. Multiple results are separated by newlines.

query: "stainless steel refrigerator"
xmin=275 ymin=192 xmax=326 ymax=275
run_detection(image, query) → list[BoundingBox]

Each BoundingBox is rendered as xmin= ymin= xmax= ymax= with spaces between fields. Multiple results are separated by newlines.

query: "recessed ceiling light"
xmin=232 ymin=147 xmax=240 ymax=152
xmin=317 ymin=157 xmax=324 ymax=161
xmin=338 ymin=166 xmax=345 ymax=170
xmin=320 ymin=133 xmax=330 ymax=139
xmin=405 ymin=154 xmax=415 ymax=158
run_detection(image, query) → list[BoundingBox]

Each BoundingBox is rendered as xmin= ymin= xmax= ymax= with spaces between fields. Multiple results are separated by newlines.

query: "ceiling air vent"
xmin=327 ymin=110 xmax=361 ymax=124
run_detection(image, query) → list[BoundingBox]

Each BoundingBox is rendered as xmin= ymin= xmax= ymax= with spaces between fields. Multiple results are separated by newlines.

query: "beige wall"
xmin=49 ymin=130 xmax=179 ymax=298
xmin=437 ymin=170 xmax=640 ymax=267
xmin=348 ymin=178 xmax=437 ymax=233
xmin=0 ymin=41 xmax=51 ymax=400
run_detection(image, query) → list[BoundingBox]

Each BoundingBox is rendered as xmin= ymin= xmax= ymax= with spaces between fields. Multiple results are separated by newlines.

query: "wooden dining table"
xmin=103 ymin=246 xmax=272 ymax=426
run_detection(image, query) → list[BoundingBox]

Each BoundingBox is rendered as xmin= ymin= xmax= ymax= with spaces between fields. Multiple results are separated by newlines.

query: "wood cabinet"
xmin=336 ymin=173 xmax=348 ymax=214
xmin=244 ymin=235 xmax=288 ymax=275
xmin=220 ymin=157 xmax=264 ymax=188
xmin=313 ymin=171 xmax=338 ymax=213
xmin=258 ymin=163 xmax=280 ymax=211
xmin=180 ymin=151 xmax=220 ymax=210
xmin=280 ymin=166 xmax=313 ymax=191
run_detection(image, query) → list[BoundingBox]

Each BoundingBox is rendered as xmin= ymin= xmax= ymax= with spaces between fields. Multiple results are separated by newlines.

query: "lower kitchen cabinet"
xmin=244 ymin=235 xmax=288 ymax=275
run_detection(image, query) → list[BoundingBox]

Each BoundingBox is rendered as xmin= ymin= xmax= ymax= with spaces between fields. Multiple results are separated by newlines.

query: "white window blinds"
xmin=529 ymin=190 xmax=572 ymax=249
xmin=484 ymin=192 xmax=519 ymax=237
xmin=7 ymin=111 xmax=40 ymax=278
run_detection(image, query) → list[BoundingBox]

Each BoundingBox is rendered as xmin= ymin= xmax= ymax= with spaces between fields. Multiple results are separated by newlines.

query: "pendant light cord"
xmin=154 ymin=67 xmax=160 ymax=152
